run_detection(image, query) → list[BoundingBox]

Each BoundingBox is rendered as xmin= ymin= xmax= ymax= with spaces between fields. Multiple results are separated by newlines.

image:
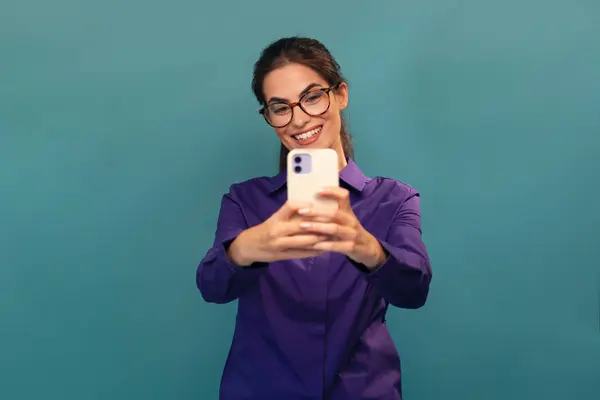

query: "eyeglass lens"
xmin=265 ymin=89 xmax=330 ymax=127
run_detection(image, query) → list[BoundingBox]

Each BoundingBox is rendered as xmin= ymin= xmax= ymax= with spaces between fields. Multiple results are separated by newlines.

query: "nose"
xmin=290 ymin=105 xmax=310 ymax=128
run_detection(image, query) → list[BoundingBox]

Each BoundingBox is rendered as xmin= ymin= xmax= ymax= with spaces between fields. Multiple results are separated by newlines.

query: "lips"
xmin=292 ymin=125 xmax=322 ymax=141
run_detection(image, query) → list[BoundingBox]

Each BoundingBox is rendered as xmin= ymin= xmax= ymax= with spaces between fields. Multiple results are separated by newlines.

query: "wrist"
xmin=227 ymin=230 xmax=254 ymax=267
xmin=362 ymin=234 xmax=387 ymax=270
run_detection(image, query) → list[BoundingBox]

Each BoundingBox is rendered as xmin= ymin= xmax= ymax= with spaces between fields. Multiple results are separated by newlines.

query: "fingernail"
xmin=300 ymin=222 xmax=311 ymax=228
xmin=298 ymin=208 xmax=310 ymax=215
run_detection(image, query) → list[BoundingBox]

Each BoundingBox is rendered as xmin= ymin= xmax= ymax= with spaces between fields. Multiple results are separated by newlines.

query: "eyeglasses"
xmin=259 ymin=85 xmax=337 ymax=128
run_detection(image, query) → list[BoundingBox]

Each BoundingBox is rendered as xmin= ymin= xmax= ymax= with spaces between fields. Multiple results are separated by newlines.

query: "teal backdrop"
xmin=1 ymin=1 xmax=599 ymax=399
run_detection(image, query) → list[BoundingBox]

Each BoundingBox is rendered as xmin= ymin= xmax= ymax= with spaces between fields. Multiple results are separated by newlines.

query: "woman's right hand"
xmin=227 ymin=201 xmax=326 ymax=266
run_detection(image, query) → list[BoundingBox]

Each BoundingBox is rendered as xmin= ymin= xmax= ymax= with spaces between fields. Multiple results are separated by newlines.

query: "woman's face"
xmin=262 ymin=63 xmax=348 ymax=155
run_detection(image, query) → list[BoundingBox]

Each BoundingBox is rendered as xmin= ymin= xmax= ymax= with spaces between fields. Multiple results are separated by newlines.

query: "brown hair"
xmin=251 ymin=36 xmax=354 ymax=172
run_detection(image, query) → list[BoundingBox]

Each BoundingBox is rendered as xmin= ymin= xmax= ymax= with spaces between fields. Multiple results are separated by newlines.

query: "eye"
xmin=303 ymin=91 xmax=324 ymax=104
xmin=269 ymin=104 xmax=291 ymax=115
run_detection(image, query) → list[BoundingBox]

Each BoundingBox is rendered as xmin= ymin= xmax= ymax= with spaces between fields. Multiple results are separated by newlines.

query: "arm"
xmin=196 ymin=193 xmax=268 ymax=304
xmin=362 ymin=190 xmax=432 ymax=309
xmin=309 ymin=186 xmax=432 ymax=309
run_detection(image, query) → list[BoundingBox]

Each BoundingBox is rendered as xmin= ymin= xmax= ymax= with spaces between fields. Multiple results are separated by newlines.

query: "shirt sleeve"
xmin=196 ymin=192 xmax=268 ymax=304
xmin=361 ymin=188 xmax=433 ymax=309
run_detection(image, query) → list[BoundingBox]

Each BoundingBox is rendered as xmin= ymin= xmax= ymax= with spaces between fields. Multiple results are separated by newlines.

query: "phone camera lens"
xmin=294 ymin=166 xmax=302 ymax=173
xmin=294 ymin=156 xmax=302 ymax=163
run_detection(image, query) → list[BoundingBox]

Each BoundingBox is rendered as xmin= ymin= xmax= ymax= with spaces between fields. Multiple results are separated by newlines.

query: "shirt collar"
xmin=267 ymin=158 xmax=369 ymax=195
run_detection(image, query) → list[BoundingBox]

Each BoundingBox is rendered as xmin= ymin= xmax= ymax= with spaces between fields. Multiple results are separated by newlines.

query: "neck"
xmin=338 ymin=154 xmax=348 ymax=170
xmin=332 ymin=140 xmax=347 ymax=170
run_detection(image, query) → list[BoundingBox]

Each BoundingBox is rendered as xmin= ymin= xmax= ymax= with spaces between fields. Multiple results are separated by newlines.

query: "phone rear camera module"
xmin=294 ymin=166 xmax=302 ymax=173
xmin=294 ymin=156 xmax=302 ymax=163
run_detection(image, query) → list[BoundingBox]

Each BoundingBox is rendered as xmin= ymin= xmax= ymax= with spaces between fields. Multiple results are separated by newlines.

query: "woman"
xmin=197 ymin=37 xmax=432 ymax=400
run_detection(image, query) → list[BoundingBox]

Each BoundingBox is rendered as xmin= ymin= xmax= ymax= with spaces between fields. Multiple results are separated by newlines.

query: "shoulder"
xmin=365 ymin=175 xmax=420 ymax=202
xmin=355 ymin=175 xmax=423 ymax=229
xmin=346 ymin=159 xmax=419 ymax=202
xmin=223 ymin=175 xmax=277 ymax=202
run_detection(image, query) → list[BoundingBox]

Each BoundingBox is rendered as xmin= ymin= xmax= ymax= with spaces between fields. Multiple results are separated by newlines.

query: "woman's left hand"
xmin=297 ymin=187 xmax=387 ymax=270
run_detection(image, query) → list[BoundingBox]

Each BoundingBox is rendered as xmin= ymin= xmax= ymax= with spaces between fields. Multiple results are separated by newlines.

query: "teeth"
xmin=293 ymin=127 xmax=321 ymax=141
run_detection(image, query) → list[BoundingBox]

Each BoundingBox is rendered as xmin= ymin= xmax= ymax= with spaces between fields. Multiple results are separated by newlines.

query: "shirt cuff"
xmin=219 ymin=231 xmax=269 ymax=274
xmin=349 ymin=239 xmax=428 ymax=281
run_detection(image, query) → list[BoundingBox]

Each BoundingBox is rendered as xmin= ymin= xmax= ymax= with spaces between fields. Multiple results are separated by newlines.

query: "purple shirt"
xmin=197 ymin=159 xmax=432 ymax=400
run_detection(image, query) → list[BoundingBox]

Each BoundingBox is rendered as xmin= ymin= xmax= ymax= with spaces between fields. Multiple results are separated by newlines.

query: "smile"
xmin=293 ymin=126 xmax=322 ymax=141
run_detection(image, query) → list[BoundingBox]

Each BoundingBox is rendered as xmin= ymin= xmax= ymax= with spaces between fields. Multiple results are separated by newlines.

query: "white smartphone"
xmin=287 ymin=148 xmax=339 ymax=219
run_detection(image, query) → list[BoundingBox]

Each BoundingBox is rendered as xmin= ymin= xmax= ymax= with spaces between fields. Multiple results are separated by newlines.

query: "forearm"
xmin=358 ymin=193 xmax=432 ymax=308
xmin=365 ymin=241 xmax=432 ymax=308
xmin=197 ymin=233 xmax=268 ymax=304
xmin=226 ymin=228 xmax=264 ymax=267
xmin=197 ymin=196 xmax=268 ymax=304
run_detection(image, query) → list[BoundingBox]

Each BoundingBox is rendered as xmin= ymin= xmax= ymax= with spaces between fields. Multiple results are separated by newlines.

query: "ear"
xmin=335 ymin=82 xmax=349 ymax=110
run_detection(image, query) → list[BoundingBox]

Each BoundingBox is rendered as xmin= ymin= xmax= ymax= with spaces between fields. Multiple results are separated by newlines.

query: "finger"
xmin=297 ymin=206 xmax=338 ymax=221
xmin=312 ymin=240 xmax=356 ymax=253
xmin=299 ymin=221 xmax=357 ymax=240
xmin=317 ymin=187 xmax=351 ymax=209
xmin=274 ymin=200 xmax=311 ymax=220
xmin=270 ymin=219 xmax=328 ymax=238
xmin=279 ymin=249 xmax=325 ymax=259
xmin=272 ymin=234 xmax=326 ymax=250
xmin=298 ymin=208 xmax=354 ymax=226
xmin=270 ymin=220 xmax=305 ymax=237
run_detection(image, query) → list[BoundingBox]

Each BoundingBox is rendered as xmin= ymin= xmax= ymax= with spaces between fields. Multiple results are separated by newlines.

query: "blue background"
xmin=1 ymin=0 xmax=599 ymax=399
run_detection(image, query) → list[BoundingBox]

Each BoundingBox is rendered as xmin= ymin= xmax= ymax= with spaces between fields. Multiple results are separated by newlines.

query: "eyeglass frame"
xmin=258 ymin=83 xmax=341 ymax=128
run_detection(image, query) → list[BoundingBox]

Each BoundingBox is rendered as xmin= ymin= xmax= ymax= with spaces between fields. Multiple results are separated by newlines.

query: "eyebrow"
xmin=267 ymin=83 xmax=323 ymax=104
